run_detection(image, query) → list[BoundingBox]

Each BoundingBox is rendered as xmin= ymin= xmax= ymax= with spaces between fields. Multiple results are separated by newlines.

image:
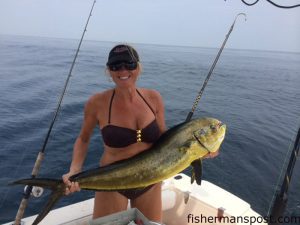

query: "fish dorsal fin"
xmin=191 ymin=159 xmax=202 ymax=185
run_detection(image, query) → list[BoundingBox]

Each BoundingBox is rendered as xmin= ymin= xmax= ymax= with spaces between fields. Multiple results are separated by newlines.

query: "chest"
xmin=100 ymin=95 xmax=156 ymax=130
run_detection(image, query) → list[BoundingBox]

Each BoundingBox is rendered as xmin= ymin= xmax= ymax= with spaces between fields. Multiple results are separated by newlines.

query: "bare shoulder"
xmin=140 ymin=88 xmax=166 ymax=132
xmin=139 ymin=88 xmax=164 ymax=113
xmin=85 ymin=89 xmax=114 ymax=112
xmin=140 ymin=88 xmax=163 ymax=102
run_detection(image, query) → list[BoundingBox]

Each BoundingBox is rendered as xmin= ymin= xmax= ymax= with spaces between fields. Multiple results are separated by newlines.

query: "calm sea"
xmin=0 ymin=35 xmax=299 ymax=224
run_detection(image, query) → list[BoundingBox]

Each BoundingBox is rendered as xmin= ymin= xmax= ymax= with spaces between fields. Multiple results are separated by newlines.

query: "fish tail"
xmin=11 ymin=178 xmax=65 ymax=225
xmin=11 ymin=178 xmax=62 ymax=189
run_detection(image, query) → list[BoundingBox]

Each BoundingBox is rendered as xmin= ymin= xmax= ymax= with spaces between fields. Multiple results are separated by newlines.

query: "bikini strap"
xmin=136 ymin=89 xmax=156 ymax=116
xmin=108 ymin=89 xmax=115 ymax=124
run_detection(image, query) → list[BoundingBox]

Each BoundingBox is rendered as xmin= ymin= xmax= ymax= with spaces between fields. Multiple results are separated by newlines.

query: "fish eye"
xmin=210 ymin=125 xmax=216 ymax=130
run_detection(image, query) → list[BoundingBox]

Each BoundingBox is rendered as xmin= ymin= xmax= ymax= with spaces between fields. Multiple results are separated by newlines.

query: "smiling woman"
xmin=106 ymin=45 xmax=141 ymax=87
xmin=62 ymin=43 xmax=167 ymax=223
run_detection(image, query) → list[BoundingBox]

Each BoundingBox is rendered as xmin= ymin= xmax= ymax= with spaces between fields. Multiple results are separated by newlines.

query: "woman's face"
xmin=109 ymin=63 xmax=140 ymax=88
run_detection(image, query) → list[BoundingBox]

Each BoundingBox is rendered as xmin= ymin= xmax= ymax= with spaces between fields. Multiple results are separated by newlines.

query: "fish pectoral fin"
xmin=191 ymin=172 xmax=197 ymax=185
xmin=191 ymin=159 xmax=202 ymax=185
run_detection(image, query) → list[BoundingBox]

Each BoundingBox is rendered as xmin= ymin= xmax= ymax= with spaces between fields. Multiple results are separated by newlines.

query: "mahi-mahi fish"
xmin=12 ymin=117 xmax=226 ymax=225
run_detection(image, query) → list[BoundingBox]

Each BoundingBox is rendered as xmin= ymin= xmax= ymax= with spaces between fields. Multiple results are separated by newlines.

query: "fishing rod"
xmin=13 ymin=1 xmax=97 ymax=224
xmin=268 ymin=126 xmax=300 ymax=225
xmin=239 ymin=0 xmax=300 ymax=9
xmin=185 ymin=13 xmax=247 ymax=122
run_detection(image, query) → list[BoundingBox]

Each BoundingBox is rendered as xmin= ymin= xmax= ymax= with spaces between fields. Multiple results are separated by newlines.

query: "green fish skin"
xmin=11 ymin=117 xmax=226 ymax=225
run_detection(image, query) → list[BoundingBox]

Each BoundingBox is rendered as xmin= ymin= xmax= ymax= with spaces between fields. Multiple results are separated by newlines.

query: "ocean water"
xmin=0 ymin=35 xmax=299 ymax=223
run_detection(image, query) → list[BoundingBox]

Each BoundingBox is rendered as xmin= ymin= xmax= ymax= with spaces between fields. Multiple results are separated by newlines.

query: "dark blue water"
xmin=0 ymin=35 xmax=299 ymax=223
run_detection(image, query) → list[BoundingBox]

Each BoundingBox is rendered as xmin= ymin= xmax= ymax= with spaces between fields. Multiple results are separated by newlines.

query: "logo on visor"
xmin=113 ymin=46 xmax=128 ymax=53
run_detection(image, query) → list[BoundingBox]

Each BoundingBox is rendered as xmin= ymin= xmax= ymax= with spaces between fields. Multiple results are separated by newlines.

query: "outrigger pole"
xmin=185 ymin=13 xmax=247 ymax=122
xmin=268 ymin=126 xmax=300 ymax=224
xmin=13 ymin=1 xmax=97 ymax=225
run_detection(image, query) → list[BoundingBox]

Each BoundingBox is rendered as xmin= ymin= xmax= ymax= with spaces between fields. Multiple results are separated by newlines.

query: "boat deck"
xmin=5 ymin=174 xmax=267 ymax=225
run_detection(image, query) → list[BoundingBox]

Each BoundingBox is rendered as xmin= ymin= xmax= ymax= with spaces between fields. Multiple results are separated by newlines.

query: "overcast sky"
xmin=0 ymin=0 xmax=299 ymax=52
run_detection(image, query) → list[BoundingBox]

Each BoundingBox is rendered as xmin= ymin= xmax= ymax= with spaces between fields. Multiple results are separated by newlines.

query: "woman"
xmin=62 ymin=44 xmax=166 ymax=223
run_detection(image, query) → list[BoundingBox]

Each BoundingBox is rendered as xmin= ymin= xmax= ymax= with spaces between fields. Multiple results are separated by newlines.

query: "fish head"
xmin=192 ymin=118 xmax=226 ymax=154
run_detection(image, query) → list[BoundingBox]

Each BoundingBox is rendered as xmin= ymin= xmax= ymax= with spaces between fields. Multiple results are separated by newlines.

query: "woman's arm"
xmin=153 ymin=90 xmax=167 ymax=134
xmin=63 ymin=96 xmax=98 ymax=194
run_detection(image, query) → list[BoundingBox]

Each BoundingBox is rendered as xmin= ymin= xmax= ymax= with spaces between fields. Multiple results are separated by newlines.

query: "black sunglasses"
xmin=108 ymin=62 xmax=138 ymax=71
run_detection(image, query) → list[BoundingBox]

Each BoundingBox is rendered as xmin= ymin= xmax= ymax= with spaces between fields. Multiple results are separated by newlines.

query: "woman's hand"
xmin=204 ymin=149 xmax=220 ymax=159
xmin=62 ymin=172 xmax=81 ymax=195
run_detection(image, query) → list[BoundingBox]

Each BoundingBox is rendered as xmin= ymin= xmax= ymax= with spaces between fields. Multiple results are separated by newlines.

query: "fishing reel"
xmin=24 ymin=185 xmax=44 ymax=198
